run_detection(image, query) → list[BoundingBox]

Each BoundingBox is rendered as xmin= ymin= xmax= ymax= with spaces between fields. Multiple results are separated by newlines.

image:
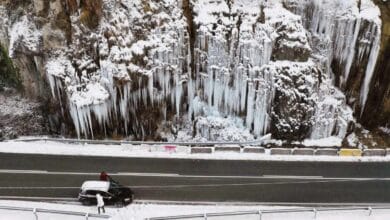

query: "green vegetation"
xmin=0 ymin=45 xmax=22 ymax=90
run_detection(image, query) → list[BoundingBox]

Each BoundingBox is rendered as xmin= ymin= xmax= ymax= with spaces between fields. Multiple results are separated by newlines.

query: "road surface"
xmin=0 ymin=153 xmax=390 ymax=203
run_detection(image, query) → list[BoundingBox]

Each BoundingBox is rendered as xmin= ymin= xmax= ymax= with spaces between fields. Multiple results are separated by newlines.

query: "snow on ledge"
xmin=359 ymin=0 xmax=381 ymax=24
xmin=0 ymin=140 xmax=389 ymax=162
xmin=302 ymin=136 xmax=343 ymax=147
xmin=379 ymin=127 xmax=390 ymax=135
xmin=69 ymin=83 xmax=110 ymax=107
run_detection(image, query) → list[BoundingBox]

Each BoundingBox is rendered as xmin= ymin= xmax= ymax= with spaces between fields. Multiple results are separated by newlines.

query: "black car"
xmin=78 ymin=180 xmax=134 ymax=206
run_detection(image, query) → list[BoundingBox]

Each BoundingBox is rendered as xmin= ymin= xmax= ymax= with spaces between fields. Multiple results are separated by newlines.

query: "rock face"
xmin=0 ymin=0 xmax=387 ymax=142
xmin=0 ymin=89 xmax=47 ymax=140
xmin=362 ymin=0 xmax=390 ymax=130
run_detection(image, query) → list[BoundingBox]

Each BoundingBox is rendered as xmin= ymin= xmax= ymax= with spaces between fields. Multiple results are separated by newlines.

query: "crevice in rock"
xmin=182 ymin=0 xmax=196 ymax=79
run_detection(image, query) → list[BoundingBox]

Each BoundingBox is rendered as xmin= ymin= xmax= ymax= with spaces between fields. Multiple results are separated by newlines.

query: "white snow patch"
xmin=379 ymin=127 xmax=390 ymax=135
xmin=69 ymin=83 xmax=110 ymax=107
xmin=0 ymin=94 xmax=39 ymax=116
xmin=1 ymin=200 xmax=390 ymax=220
xmin=1 ymin=139 xmax=390 ymax=162
xmin=346 ymin=133 xmax=359 ymax=147
xmin=302 ymin=136 xmax=342 ymax=147
xmin=360 ymin=0 xmax=382 ymax=24
xmin=8 ymin=16 xmax=41 ymax=57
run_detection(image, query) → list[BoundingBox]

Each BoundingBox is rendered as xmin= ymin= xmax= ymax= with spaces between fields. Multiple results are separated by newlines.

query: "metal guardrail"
xmin=147 ymin=206 xmax=390 ymax=220
xmin=0 ymin=205 xmax=110 ymax=219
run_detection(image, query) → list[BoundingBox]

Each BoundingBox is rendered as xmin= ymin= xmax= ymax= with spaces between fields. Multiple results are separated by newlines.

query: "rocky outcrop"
xmin=0 ymin=89 xmax=48 ymax=140
xmin=362 ymin=0 xmax=390 ymax=129
xmin=0 ymin=44 xmax=21 ymax=90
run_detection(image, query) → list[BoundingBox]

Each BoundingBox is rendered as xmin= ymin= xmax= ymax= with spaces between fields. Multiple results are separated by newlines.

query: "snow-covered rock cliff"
xmin=0 ymin=0 xmax=388 ymax=143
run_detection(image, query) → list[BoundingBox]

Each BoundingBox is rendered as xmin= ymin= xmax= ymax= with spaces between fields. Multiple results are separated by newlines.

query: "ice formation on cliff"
xmin=3 ymin=0 xmax=379 ymax=141
xmin=284 ymin=0 xmax=381 ymax=111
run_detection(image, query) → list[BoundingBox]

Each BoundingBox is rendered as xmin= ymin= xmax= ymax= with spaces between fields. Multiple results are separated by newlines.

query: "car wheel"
xmin=115 ymin=200 xmax=124 ymax=208
xmin=81 ymin=200 xmax=91 ymax=206
xmin=123 ymin=196 xmax=133 ymax=205
xmin=123 ymin=199 xmax=131 ymax=206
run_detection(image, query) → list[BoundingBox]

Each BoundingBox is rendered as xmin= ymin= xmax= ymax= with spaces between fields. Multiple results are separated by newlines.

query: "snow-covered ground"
xmin=0 ymin=140 xmax=389 ymax=162
xmin=0 ymin=200 xmax=110 ymax=220
xmin=0 ymin=200 xmax=390 ymax=220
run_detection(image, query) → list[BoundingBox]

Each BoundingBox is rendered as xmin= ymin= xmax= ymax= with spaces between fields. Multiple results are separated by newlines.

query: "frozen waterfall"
xmin=42 ymin=0 xmax=380 ymax=141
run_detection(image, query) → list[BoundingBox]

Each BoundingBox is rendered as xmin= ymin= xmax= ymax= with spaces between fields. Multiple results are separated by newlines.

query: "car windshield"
xmin=108 ymin=187 xmax=119 ymax=195
xmin=111 ymin=180 xmax=122 ymax=188
xmin=108 ymin=182 xmax=122 ymax=194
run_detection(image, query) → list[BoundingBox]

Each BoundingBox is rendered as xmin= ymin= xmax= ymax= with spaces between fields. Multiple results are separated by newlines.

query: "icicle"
xmin=343 ymin=19 xmax=361 ymax=84
xmin=174 ymin=71 xmax=182 ymax=115
xmin=47 ymin=74 xmax=57 ymax=99
xmin=360 ymin=24 xmax=381 ymax=113
xmin=148 ymin=73 xmax=154 ymax=105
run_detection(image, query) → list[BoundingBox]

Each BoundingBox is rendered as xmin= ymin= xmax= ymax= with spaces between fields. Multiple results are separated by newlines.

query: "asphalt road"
xmin=1 ymin=153 xmax=390 ymax=203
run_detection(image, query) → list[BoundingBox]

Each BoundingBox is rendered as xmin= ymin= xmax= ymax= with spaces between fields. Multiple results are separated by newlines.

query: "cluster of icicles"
xmin=47 ymin=0 xmax=381 ymax=140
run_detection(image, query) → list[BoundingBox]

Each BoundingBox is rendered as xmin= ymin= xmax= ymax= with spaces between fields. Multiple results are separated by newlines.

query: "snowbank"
xmin=1 ymin=140 xmax=390 ymax=162
xmin=1 ymin=200 xmax=390 ymax=220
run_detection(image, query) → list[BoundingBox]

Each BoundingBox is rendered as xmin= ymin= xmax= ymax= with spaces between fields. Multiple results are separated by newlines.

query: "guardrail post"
xmin=204 ymin=213 xmax=207 ymax=220
xmin=33 ymin=208 xmax=38 ymax=220
xmin=368 ymin=206 xmax=372 ymax=216
xmin=85 ymin=213 xmax=89 ymax=220
xmin=313 ymin=208 xmax=317 ymax=219
xmin=258 ymin=210 xmax=262 ymax=220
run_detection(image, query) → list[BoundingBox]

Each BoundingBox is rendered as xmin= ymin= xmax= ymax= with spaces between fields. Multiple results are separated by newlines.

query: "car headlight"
xmin=124 ymin=198 xmax=130 ymax=201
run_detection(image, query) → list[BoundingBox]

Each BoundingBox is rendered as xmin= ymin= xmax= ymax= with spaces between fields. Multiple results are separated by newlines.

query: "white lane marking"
xmin=0 ymin=169 xmax=390 ymax=181
xmin=0 ymin=187 xmax=79 ymax=189
xmin=0 ymin=169 xmax=269 ymax=178
xmin=0 ymin=169 xmax=48 ymax=174
xmin=262 ymin=175 xmax=324 ymax=179
xmin=0 ymin=169 xmax=180 ymax=177
xmin=129 ymin=179 xmax=364 ymax=189
xmin=0 ymin=169 xmax=323 ymax=179
xmin=0 ymin=169 xmax=96 ymax=175
xmin=0 ymin=196 xmax=77 ymax=200
xmin=0 ymin=170 xmax=326 ymax=180
xmin=0 ymin=177 xmax=387 ymax=190
xmin=0 ymin=179 xmax=358 ymax=190
xmin=115 ymin=172 xmax=179 ymax=177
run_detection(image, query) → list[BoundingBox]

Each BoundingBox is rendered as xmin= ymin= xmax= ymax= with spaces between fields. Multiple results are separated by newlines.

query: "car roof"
xmin=81 ymin=181 xmax=110 ymax=192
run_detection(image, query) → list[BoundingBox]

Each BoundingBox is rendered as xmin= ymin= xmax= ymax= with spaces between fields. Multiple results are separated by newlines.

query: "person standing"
xmin=96 ymin=193 xmax=105 ymax=214
xmin=100 ymin=171 xmax=109 ymax=181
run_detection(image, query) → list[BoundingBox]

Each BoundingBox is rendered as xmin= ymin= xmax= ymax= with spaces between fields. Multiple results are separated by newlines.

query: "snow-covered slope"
xmin=0 ymin=0 xmax=385 ymax=142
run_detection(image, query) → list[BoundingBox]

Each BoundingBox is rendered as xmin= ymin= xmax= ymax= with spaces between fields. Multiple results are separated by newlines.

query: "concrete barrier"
xmin=339 ymin=148 xmax=362 ymax=157
xmin=270 ymin=148 xmax=291 ymax=155
xmin=243 ymin=147 xmax=265 ymax=154
xmin=214 ymin=146 xmax=241 ymax=153
xmin=315 ymin=149 xmax=338 ymax=156
xmin=191 ymin=147 xmax=213 ymax=154
xmin=292 ymin=148 xmax=315 ymax=155
xmin=363 ymin=149 xmax=386 ymax=156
